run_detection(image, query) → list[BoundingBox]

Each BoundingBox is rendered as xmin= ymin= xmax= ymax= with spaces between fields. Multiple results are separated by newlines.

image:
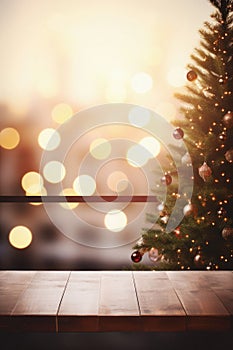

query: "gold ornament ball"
xmin=187 ymin=70 xmax=197 ymax=81
xmin=222 ymin=227 xmax=233 ymax=240
xmin=222 ymin=111 xmax=233 ymax=128
xmin=183 ymin=203 xmax=198 ymax=217
xmin=198 ymin=162 xmax=212 ymax=182
xmin=225 ymin=149 xmax=233 ymax=163
xmin=194 ymin=253 xmax=205 ymax=268
xmin=148 ymin=247 xmax=160 ymax=262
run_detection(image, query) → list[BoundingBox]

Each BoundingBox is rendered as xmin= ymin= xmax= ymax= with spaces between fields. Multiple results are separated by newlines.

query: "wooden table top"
xmin=0 ymin=270 xmax=232 ymax=332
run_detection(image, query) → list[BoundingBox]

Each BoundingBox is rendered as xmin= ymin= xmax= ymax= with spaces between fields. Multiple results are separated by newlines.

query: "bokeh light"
xmin=128 ymin=106 xmax=151 ymax=127
xmin=139 ymin=136 xmax=160 ymax=158
xmin=126 ymin=144 xmax=151 ymax=167
xmin=107 ymin=171 xmax=129 ymax=193
xmin=9 ymin=226 xmax=32 ymax=249
xmin=131 ymin=72 xmax=153 ymax=94
xmin=38 ymin=128 xmax=61 ymax=151
xmin=60 ymin=188 xmax=79 ymax=210
xmin=43 ymin=161 xmax=66 ymax=183
xmin=104 ymin=210 xmax=127 ymax=232
xmin=21 ymin=171 xmax=44 ymax=193
xmin=89 ymin=138 xmax=111 ymax=160
xmin=73 ymin=175 xmax=96 ymax=195
xmin=0 ymin=127 xmax=20 ymax=150
xmin=51 ymin=103 xmax=73 ymax=124
xmin=26 ymin=186 xmax=47 ymax=206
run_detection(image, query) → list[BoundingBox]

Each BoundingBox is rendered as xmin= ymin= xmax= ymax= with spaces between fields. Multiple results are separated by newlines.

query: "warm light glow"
xmin=73 ymin=175 xmax=96 ymax=195
xmin=131 ymin=72 xmax=153 ymax=94
xmin=0 ymin=127 xmax=20 ymax=150
xmin=126 ymin=144 xmax=151 ymax=167
xmin=9 ymin=226 xmax=32 ymax=249
xmin=105 ymin=84 xmax=127 ymax=102
xmin=167 ymin=67 xmax=186 ymax=87
xmin=43 ymin=161 xmax=66 ymax=183
xmin=60 ymin=188 xmax=79 ymax=210
xmin=38 ymin=128 xmax=61 ymax=151
xmin=139 ymin=136 xmax=160 ymax=158
xmin=26 ymin=186 xmax=47 ymax=206
xmin=107 ymin=171 xmax=129 ymax=192
xmin=51 ymin=103 xmax=73 ymax=124
xmin=104 ymin=210 xmax=127 ymax=232
xmin=128 ymin=106 xmax=151 ymax=127
xmin=21 ymin=171 xmax=44 ymax=193
xmin=89 ymin=138 xmax=111 ymax=160
xmin=155 ymin=102 xmax=177 ymax=120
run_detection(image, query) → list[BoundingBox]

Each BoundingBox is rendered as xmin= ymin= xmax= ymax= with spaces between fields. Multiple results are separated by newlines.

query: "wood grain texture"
xmin=58 ymin=271 xmax=101 ymax=332
xmin=11 ymin=271 xmax=69 ymax=331
xmin=98 ymin=272 xmax=140 ymax=331
xmin=133 ymin=271 xmax=186 ymax=331
xmin=0 ymin=271 xmax=35 ymax=331
xmin=167 ymin=271 xmax=232 ymax=331
xmin=0 ymin=271 xmax=232 ymax=332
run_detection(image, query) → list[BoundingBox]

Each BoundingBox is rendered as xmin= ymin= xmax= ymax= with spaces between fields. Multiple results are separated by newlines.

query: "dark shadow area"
xmin=1 ymin=331 xmax=233 ymax=350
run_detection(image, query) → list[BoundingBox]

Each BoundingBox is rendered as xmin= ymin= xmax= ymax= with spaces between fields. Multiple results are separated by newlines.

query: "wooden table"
xmin=0 ymin=271 xmax=232 ymax=332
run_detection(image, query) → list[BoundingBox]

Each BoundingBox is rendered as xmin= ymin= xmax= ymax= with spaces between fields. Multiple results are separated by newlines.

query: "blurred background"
xmin=0 ymin=0 xmax=213 ymax=270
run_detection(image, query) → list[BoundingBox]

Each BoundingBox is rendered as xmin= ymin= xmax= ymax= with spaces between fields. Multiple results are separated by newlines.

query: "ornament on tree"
xmin=217 ymin=207 xmax=227 ymax=217
xmin=183 ymin=202 xmax=198 ymax=217
xmin=225 ymin=149 xmax=233 ymax=163
xmin=222 ymin=227 xmax=233 ymax=240
xmin=136 ymin=237 xmax=144 ymax=247
xmin=131 ymin=250 xmax=143 ymax=263
xmin=174 ymin=226 xmax=181 ymax=238
xmin=173 ymin=127 xmax=184 ymax=140
xmin=182 ymin=152 xmax=192 ymax=166
xmin=187 ymin=70 xmax=197 ymax=81
xmin=148 ymin=247 xmax=160 ymax=262
xmin=194 ymin=251 xmax=205 ymax=268
xmin=218 ymin=132 xmax=227 ymax=142
xmin=161 ymin=174 xmax=172 ymax=186
xmin=157 ymin=202 xmax=166 ymax=214
xmin=222 ymin=111 xmax=233 ymax=128
xmin=198 ymin=161 xmax=212 ymax=181
xmin=160 ymin=215 xmax=169 ymax=224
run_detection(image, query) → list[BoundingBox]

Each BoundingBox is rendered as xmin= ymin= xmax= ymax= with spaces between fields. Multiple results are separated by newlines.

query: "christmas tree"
xmin=131 ymin=0 xmax=233 ymax=270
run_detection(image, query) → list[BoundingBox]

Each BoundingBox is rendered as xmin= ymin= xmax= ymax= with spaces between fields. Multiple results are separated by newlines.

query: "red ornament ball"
xmin=131 ymin=250 xmax=142 ymax=263
xmin=173 ymin=127 xmax=184 ymax=140
xmin=161 ymin=174 xmax=172 ymax=186
xmin=187 ymin=70 xmax=197 ymax=82
xmin=222 ymin=111 xmax=233 ymax=128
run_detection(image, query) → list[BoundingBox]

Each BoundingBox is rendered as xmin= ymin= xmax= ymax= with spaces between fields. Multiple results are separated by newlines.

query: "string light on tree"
xmin=131 ymin=0 xmax=233 ymax=270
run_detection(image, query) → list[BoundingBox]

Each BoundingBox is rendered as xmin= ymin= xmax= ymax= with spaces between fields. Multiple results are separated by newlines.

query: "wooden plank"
xmin=168 ymin=272 xmax=233 ymax=330
xmin=167 ymin=272 xmax=231 ymax=331
xmin=133 ymin=271 xmax=186 ymax=331
xmin=98 ymin=271 xmax=140 ymax=331
xmin=0 ymin=271 xmax=35 ymax=331
xmin=58 ymin=271 xmax=101 ymax=332
xmin=205 ymin=271 xmax=233 ymax=290
xmin=11 ymin=271 xmax=70 ymax=331
xmin=167 ymin=271 xmax=212 ymax=291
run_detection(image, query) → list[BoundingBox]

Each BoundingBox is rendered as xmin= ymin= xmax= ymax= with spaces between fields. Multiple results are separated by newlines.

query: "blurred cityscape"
xmin=0 ymin=0 xmax=213 ymax=269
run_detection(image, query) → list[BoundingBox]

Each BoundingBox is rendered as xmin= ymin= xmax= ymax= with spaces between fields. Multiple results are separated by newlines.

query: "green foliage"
xmin=131 ymin=0 xmax=233 ymax=271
